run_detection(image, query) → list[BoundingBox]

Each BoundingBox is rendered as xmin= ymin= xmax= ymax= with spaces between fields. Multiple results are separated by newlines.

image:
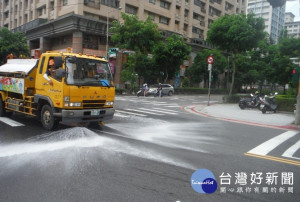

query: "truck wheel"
xmin=41 ymin=105 xmax=59 ymax=130
xmin=0 ymin=97 xmax=5 ymax=117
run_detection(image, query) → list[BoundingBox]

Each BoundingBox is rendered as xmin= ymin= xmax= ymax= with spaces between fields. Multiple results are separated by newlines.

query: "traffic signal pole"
xmin=295 ymin=73 xmax=300 ymax=125
xmin=291 ymin=58 xmax=300 ymax=125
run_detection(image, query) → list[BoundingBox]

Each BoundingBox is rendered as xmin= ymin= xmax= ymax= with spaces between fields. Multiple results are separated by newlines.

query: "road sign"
xmin=207 ymin=56 xmax=214 ymax=64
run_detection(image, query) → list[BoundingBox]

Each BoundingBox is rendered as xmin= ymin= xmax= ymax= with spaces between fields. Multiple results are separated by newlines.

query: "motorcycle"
xmin=137 ymin=88 xmax=157 ymax=97
xmin=260 ymin=92 xmax=278 ymax=114
xmin=238 ymin=93 xmax=262 ymax=110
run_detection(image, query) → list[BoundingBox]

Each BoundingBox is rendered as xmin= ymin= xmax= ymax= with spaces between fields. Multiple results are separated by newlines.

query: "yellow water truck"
xmin=0 ymin=51 xmax=115 ymax=130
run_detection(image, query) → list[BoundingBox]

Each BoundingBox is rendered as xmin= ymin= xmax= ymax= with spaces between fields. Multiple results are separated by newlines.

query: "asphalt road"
xmin=0 ymin=95 xmax=299 ymax=202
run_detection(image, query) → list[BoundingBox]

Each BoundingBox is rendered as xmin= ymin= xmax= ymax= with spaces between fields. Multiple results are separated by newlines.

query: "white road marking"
xmin=0 ymin=117 xmax=25 ymax=127
xmin=138 ymin=108 xmax=178 ymax=115
xmin=282 ymin=140 xmax=300 ymax=160
xmin=247 ymin=131 xmax=298 ymax=155
xmin=153 ymin=108 xmax=178 ymax=113
xmin=165 ymin=106 xmax=180 ymax=108
xmin=115 ymin=110 xmax=147 ymax=117
xmin=125 ymin=108 xmax=164 ymax=115
xmin=114 ymin=113 xmax=129 ymax=118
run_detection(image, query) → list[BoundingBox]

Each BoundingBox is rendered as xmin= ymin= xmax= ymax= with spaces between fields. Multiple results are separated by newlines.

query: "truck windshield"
xmin=65 ymin=57 xmax=113 ymax=87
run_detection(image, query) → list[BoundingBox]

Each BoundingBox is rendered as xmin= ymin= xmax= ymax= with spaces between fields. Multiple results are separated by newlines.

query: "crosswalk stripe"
xmin=0 ymin=117 xmax=25 ymax=127
xmin=125 ymin=108 xmax=164 ymax=115
xmin=115 ymin=110 xmax=147 ymax=117
xmin=153 ymin=108 xmax=178 ymax=113
xmin=138 ymin=108 xmax=178 ymax=115
xmin=247 ymin=131 xmax=298 ymax=155
xmin=282 ymin=140 xmax=300 ymax=160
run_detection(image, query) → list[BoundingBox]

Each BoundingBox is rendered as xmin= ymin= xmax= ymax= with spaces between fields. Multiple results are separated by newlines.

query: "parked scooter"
xmin=238 ymin=93 xmax=262 ymax=110
xmin=260 ymin=92 xmax=278 ymax=113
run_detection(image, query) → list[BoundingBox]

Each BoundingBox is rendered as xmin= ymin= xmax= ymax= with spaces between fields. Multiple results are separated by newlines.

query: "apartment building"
xmin=285 ymin=12 xmax=300 ymax=38
xmin=0 ymin=0 xmax=246 ymax=54
xmin=246 ymin=0 xmax=285 ymax=44
xmin=0 ymin=0 xmax=245 ymax=86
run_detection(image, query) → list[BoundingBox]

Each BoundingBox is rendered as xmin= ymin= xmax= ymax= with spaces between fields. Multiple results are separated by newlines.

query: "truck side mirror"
xmin=55 ymin=69 xmax=66 ymax=78
xmin=54 ymin=57 xmax=63 ymax=69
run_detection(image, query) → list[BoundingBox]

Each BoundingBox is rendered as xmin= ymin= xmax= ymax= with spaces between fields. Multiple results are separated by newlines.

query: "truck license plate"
xmin=91 ymin=110 xmax=100 ymax=116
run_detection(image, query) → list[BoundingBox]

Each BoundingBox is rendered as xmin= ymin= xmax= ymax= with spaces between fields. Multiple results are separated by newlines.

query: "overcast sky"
xmin=286 ymin=0 xmax=300 ymax=21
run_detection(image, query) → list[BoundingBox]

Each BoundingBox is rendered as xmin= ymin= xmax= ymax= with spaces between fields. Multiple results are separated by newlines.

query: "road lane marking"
xmin=115 ymin=110 xmax=147 ymax=117
xmin=138 ymin=108 xmax=178 ymax=115
xmin=125 ymin=108 xmax=164 ymax=115
xmin=247 ymin=131 xmax=298 ymax=155
xmin=0 ymin=117 xmax=25 ymax=127
xmin=153 ymin=108 xmax=178 ymax=113
xmin=245 ymin=153 xmax=300 ymax=166
xmin=282 ymin=140 xmax=300 ymax=160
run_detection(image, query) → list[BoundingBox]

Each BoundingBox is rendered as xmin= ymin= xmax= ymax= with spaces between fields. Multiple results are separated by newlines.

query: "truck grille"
xmin=82 ymin=100 xmax=105 ymax=108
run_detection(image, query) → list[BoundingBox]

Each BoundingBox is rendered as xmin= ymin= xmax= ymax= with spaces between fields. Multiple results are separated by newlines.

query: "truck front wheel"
xmin=41 ymin=105 xmax=59 ymax=130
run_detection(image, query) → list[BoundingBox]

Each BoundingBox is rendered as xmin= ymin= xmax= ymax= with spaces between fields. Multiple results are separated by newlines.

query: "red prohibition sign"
xmin=207 ymin=56 xmax=214 ymax=64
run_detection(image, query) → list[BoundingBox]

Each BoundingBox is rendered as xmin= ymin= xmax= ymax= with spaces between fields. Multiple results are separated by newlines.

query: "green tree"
xmin=110 ymin=13 xmax=161 ymax=54
xmin=0 ymin=28 xmax=29 ymax=63
xmin=207 ymin=13 xmax=266 ymax=95
xmin=182 ymin=77 xmax=190 ymax=87
xmin=152 ymin=34 xmax=191 ymax=83
xmin=120 ymin=54 xmax=138 ymax=93
xmin=279 ymin=37 xmax=300 ymax=58
xmin=185 ymin=49 xmax=226 ymax=87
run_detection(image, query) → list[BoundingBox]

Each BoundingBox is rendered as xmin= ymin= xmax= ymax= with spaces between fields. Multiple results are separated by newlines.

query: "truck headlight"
xmin=69 ymin=102 xmax=81 ymax=107
xmin=105 ymin=101 xmax=114 ymax=106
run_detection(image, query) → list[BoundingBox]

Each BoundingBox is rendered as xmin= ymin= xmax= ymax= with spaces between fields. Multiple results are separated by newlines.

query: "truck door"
xmin=35 ymin=56 xmax=64 ymax=108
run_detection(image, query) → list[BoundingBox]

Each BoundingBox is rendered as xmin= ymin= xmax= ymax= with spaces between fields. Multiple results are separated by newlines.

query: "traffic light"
xmin=292 ymin=67 xmax=299 ymax=81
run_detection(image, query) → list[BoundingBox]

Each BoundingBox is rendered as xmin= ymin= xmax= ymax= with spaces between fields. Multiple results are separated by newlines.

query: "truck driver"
xmin=43 ymin=58 xmax=55 ymax=85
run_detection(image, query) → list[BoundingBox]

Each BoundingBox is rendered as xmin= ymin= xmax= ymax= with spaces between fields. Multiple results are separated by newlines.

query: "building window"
xmin=148 ymin=12 xmax=155 ymax=21
xmin=160 ymin=1 xmax=170 ymax=9
xmin=184 ymin=24 xmax=188 ymax=31
xmin=84 ymin=0 xmax=100 ymax=8
xmin=149 ymin=0 xmax=156 ymax=4
xmin=159 ymin=16 xmax=169 ymax=25
xmin=125 ymin=4 xmax=138 ymax=15
xmin=63 ymin=0 xmax=68 ymax=6
xmin=100 ymin=0 xmax=120 ymax=8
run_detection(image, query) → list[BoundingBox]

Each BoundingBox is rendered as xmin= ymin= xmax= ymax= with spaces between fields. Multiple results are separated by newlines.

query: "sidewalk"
xmin=184 ymin=103 xmax=297 ymax=130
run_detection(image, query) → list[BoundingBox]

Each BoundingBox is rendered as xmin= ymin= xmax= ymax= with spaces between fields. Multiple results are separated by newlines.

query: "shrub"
xmin=182 ymin=77 xmax=190 ymax=87
xmin=115 ymin=88 xmax=125 ymax=95
xmin=276 ymin=97 xmax=296 ymax=112
xmin=222 ymin=94 xmax=242 ymax=103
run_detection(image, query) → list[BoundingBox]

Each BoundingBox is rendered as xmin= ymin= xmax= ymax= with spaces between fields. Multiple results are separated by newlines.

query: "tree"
xmin=207 ymin=13 xmax=266 ymax=95
xmin=0 ymin=28 xmax=29 ymax=63
xmin=110 ymin=13 xmax=161 ymax=54
xmin=185 ymin=49 xmax=226 ymax=87
xmin=120 ymin=54 xmax=138 ymax=93
xmin=279 ymin=38 xmax=300 ymax=58
xmin=152 ymin=34 xmax=191 ymax=83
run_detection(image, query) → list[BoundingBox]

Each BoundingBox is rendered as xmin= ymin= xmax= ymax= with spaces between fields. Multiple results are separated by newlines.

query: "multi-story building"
xmin=247 ymin=0 xmax=285 ymax=44
xmin=284 ymin=12 xmax=300 ymax=38
xmin=0 ymin=0 xmax=246 ymax=86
